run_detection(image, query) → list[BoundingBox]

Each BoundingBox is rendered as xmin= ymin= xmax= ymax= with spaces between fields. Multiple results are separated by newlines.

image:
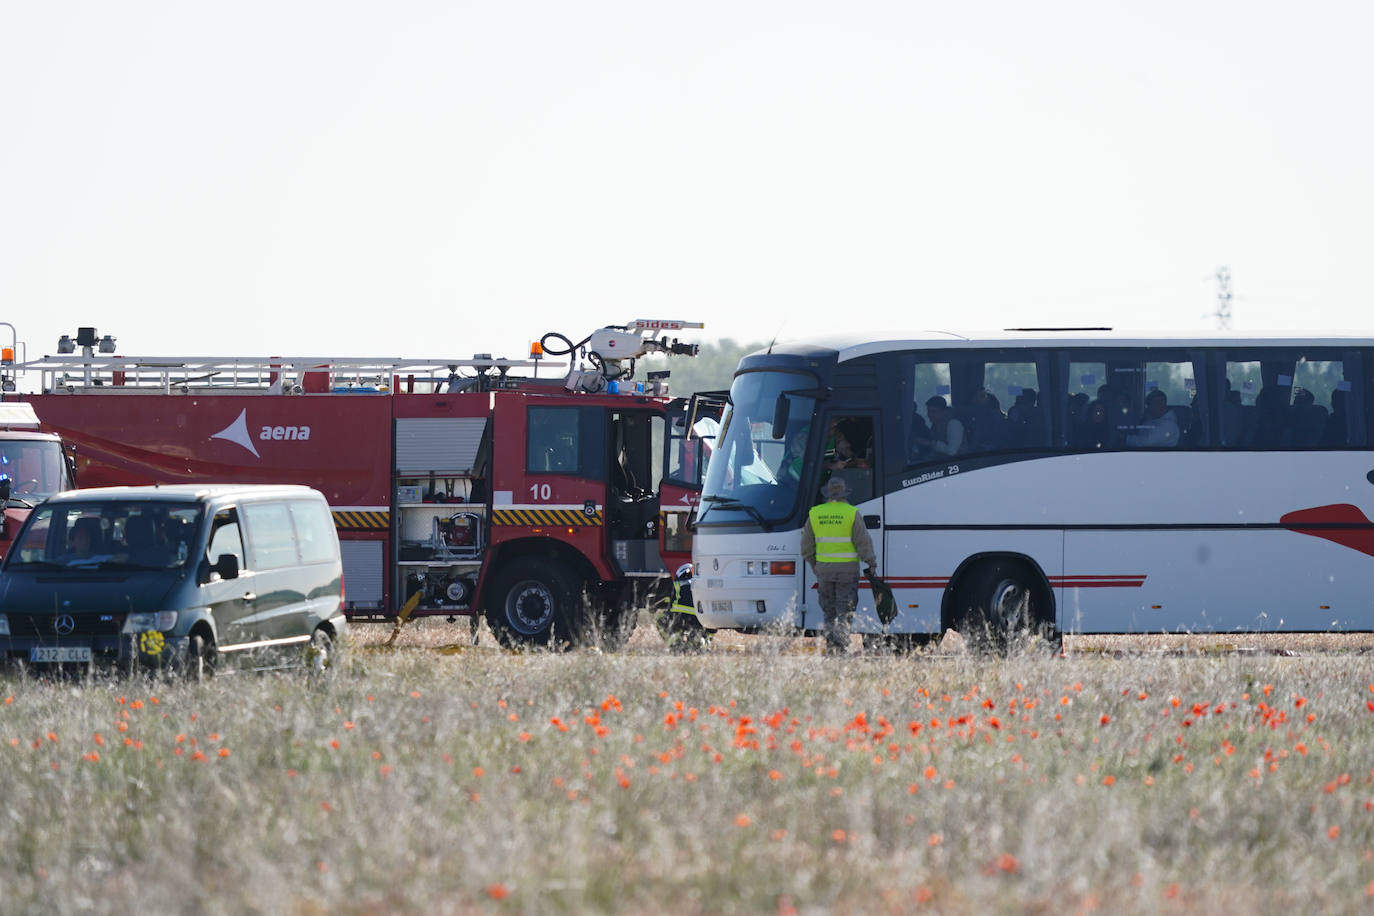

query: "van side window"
xmin=241 ymin=501 xmax=299 ymax=570
xmin=288 ymin=499 xmax=338 ymax=565
xmin=207 ymin=509 xmax=245 ymax=570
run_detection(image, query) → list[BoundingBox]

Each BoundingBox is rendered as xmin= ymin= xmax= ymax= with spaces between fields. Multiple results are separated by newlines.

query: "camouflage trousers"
xmin=816 ymin=571 xmax=859 ymax=653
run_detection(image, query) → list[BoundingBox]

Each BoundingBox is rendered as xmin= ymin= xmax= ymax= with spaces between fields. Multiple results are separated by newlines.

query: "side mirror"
xmin=212 ymin=553 xmax=240 ymax=581
xmin=771 ymin=394 xmax=790 ymax=440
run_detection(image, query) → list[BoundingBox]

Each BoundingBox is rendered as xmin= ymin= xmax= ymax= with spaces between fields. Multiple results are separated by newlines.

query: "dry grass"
xmin=2 ymin=616 xmax=1373 ymax=914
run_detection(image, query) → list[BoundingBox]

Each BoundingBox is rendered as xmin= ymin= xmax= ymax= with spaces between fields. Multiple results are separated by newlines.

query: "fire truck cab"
xmin=13 ymin=322 xmax=709 ymax=648
xmin=0 ymin=403 xmax=77 ymax=559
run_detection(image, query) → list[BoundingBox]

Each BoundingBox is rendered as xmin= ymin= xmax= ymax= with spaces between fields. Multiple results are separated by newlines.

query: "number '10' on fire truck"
xmin=11 ymin=321 xmax=715 ymax=648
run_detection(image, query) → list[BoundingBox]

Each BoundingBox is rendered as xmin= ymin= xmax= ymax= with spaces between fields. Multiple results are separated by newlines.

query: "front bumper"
xmin=1 ymin=634 xmax=190 ymax=669
xmin=693 ymin=574 xmax=805 ymax=629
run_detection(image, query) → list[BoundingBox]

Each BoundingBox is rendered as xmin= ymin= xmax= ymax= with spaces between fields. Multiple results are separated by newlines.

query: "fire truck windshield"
xmin=0 ymin=440 xmax=72 ymax=503
xmin=697 ymin=370 xmax=818 ymax=528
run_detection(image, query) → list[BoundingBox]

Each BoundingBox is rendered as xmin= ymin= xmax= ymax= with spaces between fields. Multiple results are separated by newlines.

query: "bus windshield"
xmin=0 ymin=440 xmax=72 ymax=503
xmin=697 ymin=370 xmax=817 ymax=527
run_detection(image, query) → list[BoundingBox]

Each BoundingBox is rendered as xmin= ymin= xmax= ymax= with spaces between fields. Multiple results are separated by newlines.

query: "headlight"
xmin=0 ymin=614 xmax=9 ymax=636
xmin=122 ymin=611 xmax=178 ymax=633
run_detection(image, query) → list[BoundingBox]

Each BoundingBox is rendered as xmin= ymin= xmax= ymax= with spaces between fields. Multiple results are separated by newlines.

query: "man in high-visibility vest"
xmin=801 ymin=476 xmax=877 ymax=654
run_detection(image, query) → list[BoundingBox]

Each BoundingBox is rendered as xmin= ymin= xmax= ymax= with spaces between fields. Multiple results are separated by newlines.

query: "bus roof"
xmin=742 ymin=329 xmax=1374 ymax=367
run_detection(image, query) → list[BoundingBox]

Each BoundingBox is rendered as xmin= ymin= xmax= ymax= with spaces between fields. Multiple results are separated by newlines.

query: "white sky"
xmin=3 ymin=1 xmax=1372 ymax=380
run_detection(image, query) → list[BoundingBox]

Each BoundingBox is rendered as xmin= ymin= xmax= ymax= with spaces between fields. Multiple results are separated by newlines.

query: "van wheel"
xmin=306 ymin=628 xmax=335 ymax=673
xmin=187 ymin=633 xmax=217 ymax=680
xmin=956 ymin=560 xmax=1037 ymax=656
xmin=485 ymin=559 xmax=580 ymax=649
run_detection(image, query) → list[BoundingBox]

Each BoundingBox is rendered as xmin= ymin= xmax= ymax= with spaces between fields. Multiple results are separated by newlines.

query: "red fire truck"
xmin=0 ymin=326 xmax=78 ymax=558
xmin=12 ymin=322 xmax=712 ymax=648
xmin=0 ymin=402 xmax=77 ymax=559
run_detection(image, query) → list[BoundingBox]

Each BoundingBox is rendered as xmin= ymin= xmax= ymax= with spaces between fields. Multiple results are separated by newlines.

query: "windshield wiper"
xmin=3 ymin=496 xmax=35 ymax=510
xmin=700 ymin=495 xmax=773 ymax=531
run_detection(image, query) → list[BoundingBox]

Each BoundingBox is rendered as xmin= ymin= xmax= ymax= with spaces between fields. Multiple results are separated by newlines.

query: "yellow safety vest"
xmin=810 ymin=501 xmax=859 ymax=563
xmin=671 ymin=578 xmax=696 ymax=616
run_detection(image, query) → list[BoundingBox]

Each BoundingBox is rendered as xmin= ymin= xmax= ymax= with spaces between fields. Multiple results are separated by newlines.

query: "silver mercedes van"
xmin=0 ymin=484 xmax=346 ymax=675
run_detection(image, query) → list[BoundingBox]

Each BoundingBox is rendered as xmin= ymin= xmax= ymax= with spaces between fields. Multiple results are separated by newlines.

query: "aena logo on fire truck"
xmin=211 ymin=409 xmax=310 ymax=459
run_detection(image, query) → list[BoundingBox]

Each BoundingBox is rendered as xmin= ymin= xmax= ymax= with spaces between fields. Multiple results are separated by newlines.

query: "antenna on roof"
xmin=766 ymin=318 xmax=787 ymax=355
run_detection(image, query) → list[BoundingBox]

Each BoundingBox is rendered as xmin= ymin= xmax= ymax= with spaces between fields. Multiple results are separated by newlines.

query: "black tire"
xmin=306 ymin=627 xmax=335 ymax=674
xmin=484 ymin=558 xmax=581 ymax=649
xmin=955 ymin=559 xmax=1041 ymax=656
xmin=186 ymin=632 xmax=217 ymax=681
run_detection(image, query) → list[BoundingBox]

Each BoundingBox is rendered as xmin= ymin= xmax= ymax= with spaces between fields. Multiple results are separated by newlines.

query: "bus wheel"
xmin=957 ymin=560 xmax=1035 ymax=655
xmin=485 ymin=559 xmax=578 ymax=649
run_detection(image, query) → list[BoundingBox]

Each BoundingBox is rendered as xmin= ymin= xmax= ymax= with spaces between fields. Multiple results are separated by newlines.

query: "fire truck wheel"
xmin=485 ymin=559 xmax=578 ymax=648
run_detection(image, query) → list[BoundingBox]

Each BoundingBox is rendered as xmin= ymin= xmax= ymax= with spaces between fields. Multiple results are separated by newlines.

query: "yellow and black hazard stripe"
xmin=492 ymin=506 xmax=603 ymax=527
xmin=332 ymin=509 xmax=391 ymax=530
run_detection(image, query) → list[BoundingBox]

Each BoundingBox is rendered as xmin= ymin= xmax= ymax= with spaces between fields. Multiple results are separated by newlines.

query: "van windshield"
xmin=8 ymin=502 xmax=203 ymax=571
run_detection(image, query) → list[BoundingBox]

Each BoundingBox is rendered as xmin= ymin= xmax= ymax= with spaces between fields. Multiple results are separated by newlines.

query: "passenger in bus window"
xmin=1074 ymin=400 xmax=1116 ymax=449
xmin=1252 ymin=387 xmax=1288 ymax=449
xmin=1006 ymin=388 xmax=1044 ymax=447
xmin=965 ymin=389 xmax=1007 ymax=452
xmin=906 ymin=409 xmax=930 ymax=462
xmin=1321 ymin=388 xmax=1348 ymax=447
xmin=1219 ymin=386 xmax=1254 ymax=447
xmin=1286 ymin=388 xmax=1328 ymax=448
xmin=1065 ymin=393 xmax=1089 ymax=443
xmin=1100 ymin=384 xmax=1133 ymax=434
xmin=1126 ymin=389 xmax=1180 ymax=448
xmin=914 ymin=396 xmax=965 ymax=456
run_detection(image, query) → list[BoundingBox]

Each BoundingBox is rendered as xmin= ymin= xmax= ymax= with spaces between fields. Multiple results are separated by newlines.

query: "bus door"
xmin=804 ymin=412 xmax=885 ymax=631
xmin=658 ymin=393 xmax=724 ymax=571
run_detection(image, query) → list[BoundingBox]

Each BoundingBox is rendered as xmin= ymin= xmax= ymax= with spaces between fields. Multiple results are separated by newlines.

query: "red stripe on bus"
xmin=811 ymin=575 xmax=1147 ymax=589
xmin=1280 ymin=504 xmax=1374 ymax=559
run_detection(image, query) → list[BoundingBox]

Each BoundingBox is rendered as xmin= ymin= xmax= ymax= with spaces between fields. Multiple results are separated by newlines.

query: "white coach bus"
xmin=691 ymin=331 xmax=1374 ymax=650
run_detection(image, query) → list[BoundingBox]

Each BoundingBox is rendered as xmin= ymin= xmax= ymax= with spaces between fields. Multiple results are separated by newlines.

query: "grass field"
xmin=3 ymin=619 xmax=1373 ymax=914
